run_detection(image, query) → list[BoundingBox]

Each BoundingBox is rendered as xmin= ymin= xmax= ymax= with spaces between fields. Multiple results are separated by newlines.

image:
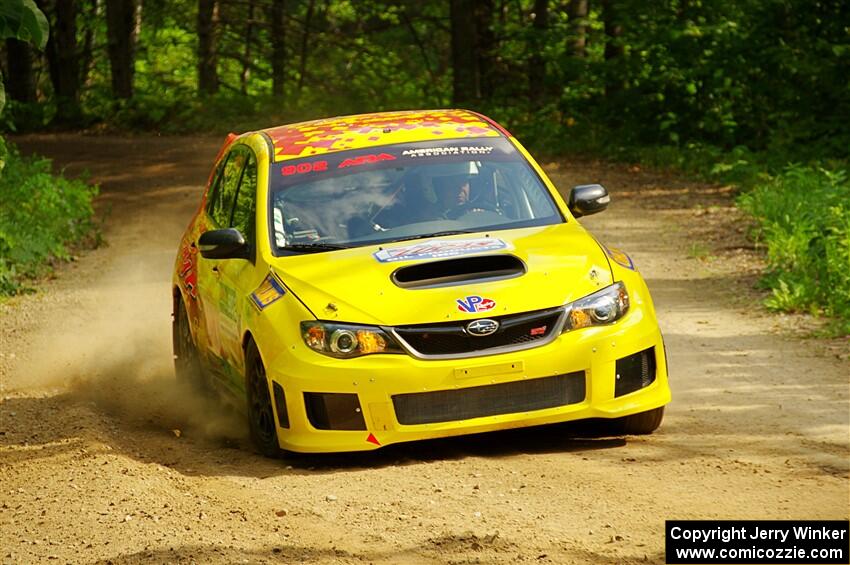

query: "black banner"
xmin=665 ymin=520 xmax=849 ymax=564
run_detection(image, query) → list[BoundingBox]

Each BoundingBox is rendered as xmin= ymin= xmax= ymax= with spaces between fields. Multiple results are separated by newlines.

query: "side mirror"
xmin=568 ymin=184 xmax=610 ymax=218
xmin=199 ymin=228 xmax=250 ymax=260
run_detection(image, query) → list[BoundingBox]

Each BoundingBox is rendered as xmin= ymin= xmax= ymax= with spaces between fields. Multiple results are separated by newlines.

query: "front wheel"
xmin=619 ymin=406 xmax=665 ymax=435
xmin=245 ymin=341 xmax=281 ymax=458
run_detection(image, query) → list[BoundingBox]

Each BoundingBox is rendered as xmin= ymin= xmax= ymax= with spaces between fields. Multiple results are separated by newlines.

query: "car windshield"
xmin=268 ymin=138 xmax=563 ymax=252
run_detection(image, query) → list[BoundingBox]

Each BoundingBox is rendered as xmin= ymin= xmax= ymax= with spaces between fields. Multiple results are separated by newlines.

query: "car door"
xmin=214 ymin=148 xmax=261 ymax=396
xmin=196 ymin=146 xmax=249 ymax=365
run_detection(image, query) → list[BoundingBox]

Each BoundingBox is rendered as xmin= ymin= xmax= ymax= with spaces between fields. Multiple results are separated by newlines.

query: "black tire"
xmin=245 ymin=341 xmax=281 ymax=458
xmin=620 ymin=406 xmax=665 ymax=435
xmin=173 ymin=299 xmax=204 ymax=390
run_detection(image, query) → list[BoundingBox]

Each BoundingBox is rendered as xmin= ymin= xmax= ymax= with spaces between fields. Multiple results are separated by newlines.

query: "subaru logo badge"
xmin=466 ymin=319 xmax=499 ymax=337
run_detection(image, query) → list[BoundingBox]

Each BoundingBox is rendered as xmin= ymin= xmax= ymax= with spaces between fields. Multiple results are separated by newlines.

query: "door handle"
xmin=212 ymin=266 xmax=220 ymax=275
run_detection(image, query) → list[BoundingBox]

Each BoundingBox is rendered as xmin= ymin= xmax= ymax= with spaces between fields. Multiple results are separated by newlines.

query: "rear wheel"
xmin=619 ymin=406 xmax=665 ymax=435
xmin=245 ymin=341 xmax=281 ymax=458
xmin=173 ymin=299 xmax=204 ymax=389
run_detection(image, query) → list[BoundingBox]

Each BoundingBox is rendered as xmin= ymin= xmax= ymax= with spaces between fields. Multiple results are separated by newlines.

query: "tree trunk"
xmin=197 ymin=0 xmax=219 ymax=95
xmin=270 ymin=0 xmax=285 ymax=96
xmin=5 ymin=39 xmax=36 ymax=103
xmin=38 ymin=0 xmax=82 ymax=124
xmin=528 ymin=0 xmax=548 ymax=107
xmin=297 ymin=0 xmax=315 ymax=92
xmin=79 ymin=0 xmax=100 ymax=88
xmin=106 ymin=0 xmax=137 ymax=99
xmin=602 ymin=0 xmax=622 ymax=62
xmin=240 ymin=0 xmax=255 ymax=94
xmin=567 ymin=0 xmax=588 ymax=58
xmin=474 ymin=0 xmax=495 ymax=100
xmin=601 ymin=0 xmax=623 ymax=97
xmin=450 ymin=0 xmax=479 ymax=106
xmin=400 ymin=8 xmax=437 ymax=103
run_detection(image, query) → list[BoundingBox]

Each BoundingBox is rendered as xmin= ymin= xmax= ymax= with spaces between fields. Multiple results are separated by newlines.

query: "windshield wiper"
xmin=390 ymin=230 xmax=475 ymax=243
xmin=280 ymin=242 xmax=351 ymax=253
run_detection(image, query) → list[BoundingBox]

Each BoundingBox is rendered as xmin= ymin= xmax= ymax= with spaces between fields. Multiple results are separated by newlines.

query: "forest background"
xmin=1 ymin=0 xmax=849 ymax=333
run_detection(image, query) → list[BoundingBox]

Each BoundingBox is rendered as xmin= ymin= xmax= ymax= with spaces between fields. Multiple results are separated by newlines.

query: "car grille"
xmin=392 ymin=372 xmax=586 ymax=425
xmin=393 ymin=307 xmax=564 ymax=358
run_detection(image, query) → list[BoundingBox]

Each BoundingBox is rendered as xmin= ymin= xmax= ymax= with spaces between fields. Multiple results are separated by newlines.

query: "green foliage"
xmin=0 ymin=0 xmax=47 ymax=48
xmin=0 ymin=0 xmax=48 ymax=112
xmin=13 ymin=0 xmax=450 ymax=132
xmin=7 ymin=0 xmax=849 ymax=163
xmin=738 ymin=166 xmax=850 ymax=334
xmin=0 ymin=140 xmax=99 ymax=295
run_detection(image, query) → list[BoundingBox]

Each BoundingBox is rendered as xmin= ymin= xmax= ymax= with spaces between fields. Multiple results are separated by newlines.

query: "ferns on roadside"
xmin=0 ymin=140 xmax=99 ymax=296
xmin=739 ymin=166 xmax=850 ymax=335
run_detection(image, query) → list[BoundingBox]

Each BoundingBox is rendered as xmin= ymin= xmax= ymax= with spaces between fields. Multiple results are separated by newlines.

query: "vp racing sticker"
xmin=374 ymin=238 xmax=508 ymax=263
xmin=457 ymin=295 xmax=496 ymax=313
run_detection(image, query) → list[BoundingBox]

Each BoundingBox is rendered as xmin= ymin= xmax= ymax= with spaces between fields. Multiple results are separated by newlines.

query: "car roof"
xmin=260 ymin=109 xmax=508 ymax=162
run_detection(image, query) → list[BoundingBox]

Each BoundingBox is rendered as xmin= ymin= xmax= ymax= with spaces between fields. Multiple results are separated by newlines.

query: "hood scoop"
xmin=392 ymin=254 xmax=527 ymax=290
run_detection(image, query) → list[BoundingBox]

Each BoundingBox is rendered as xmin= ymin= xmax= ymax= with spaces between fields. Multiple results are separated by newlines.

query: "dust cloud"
xmin=4 ymin=246 xmax=247 ymax=444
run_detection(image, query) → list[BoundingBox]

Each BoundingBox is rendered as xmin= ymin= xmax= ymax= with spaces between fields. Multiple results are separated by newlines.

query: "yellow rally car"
xmin=172 ymin=110 xmax=670 ymax=456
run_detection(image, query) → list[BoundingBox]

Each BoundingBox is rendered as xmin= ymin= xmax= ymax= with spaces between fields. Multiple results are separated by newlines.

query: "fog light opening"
xmin=272 ymin=382 xmax=290 ymax=429
xmin=304 ymin=392 xmax=367 ymax=431
xmin=614 ymin=347 xmax=657 ymax=398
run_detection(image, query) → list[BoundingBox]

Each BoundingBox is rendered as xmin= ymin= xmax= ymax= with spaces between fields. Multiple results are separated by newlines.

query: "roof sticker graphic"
xmin=265 ymin=110 xmax=503 ymax=162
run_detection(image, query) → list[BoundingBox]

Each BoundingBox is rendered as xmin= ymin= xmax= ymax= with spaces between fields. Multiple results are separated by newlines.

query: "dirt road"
xmin=1 ymin=135 xmax=847 ymax=564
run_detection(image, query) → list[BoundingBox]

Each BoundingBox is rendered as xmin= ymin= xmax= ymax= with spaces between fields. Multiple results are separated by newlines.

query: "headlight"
xmin=300 ymin=321 xmax=404 ymax=358
xmin=563 ymin=282 xmax=629 ymax=331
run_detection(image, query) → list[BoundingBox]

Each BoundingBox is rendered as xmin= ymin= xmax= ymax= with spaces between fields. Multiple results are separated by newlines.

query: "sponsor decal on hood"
xmin=373 ymin=237 xmax=508 ymax=263
xmin=457 ymin=295 xmax=496 ymax=313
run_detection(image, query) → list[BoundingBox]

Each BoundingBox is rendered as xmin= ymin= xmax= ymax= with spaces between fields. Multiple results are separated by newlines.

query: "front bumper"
xmin=264 ymin=303 xmax=671 ymax=453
